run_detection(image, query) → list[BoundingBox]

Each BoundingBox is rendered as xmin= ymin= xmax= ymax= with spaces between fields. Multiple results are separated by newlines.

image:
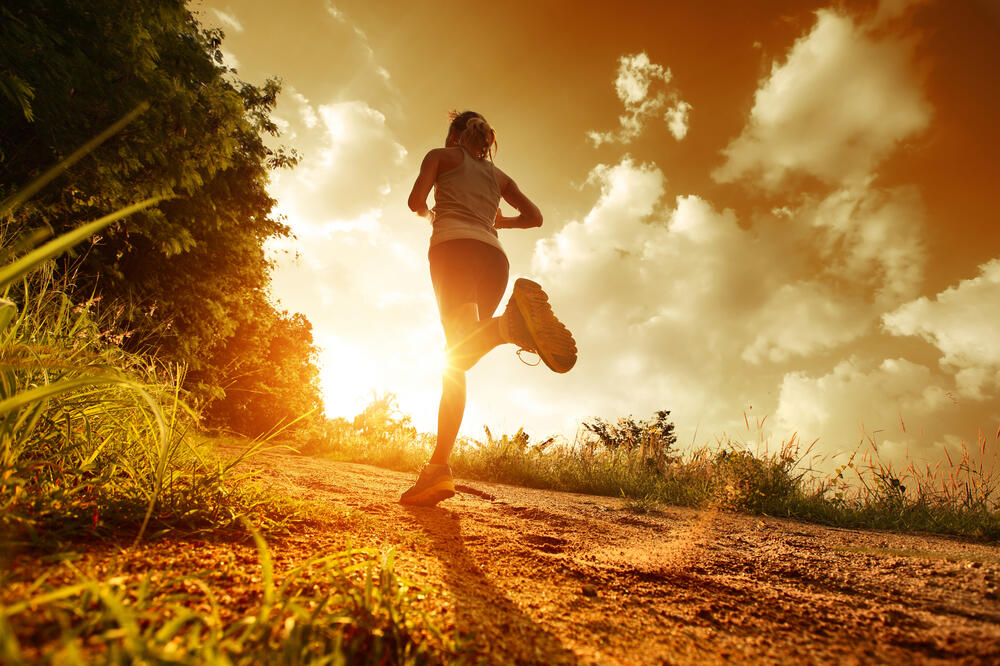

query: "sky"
xmin=192 ymin=0 xmax=1000 ymax=470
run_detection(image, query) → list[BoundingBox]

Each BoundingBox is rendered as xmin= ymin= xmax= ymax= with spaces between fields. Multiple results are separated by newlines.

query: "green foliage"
xmin=709 ymin=446 xmax=804 ymax=515
xmin=1 ymin=1 xmax=314 ymax=432
xmin=201 ymin=296 xmax=323 ymax=438
xmin=583 ymin=410 xmax=677 ymax=454
xmin=0 ymin=125 xmax=301 ymax=547
xmin=0 ymin=257 xmax=290 ymax=549
xmin=0 ymin=531 xmax=465 ymax=665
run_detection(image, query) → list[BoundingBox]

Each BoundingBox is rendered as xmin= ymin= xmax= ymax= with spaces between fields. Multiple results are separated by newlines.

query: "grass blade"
xmin=0 ymin=196 xmax=167 ymax=291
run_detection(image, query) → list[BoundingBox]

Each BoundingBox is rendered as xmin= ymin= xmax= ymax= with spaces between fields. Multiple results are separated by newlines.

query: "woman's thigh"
xmin=474 ymin=244 xmax=509 ymax=319
xmin=429 ymin=239 xmax=509 ymax=329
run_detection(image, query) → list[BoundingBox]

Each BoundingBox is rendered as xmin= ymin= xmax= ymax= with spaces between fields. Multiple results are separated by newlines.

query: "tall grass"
xmin=0 ymin=522 xmax=465 ymax=665
xmin=322 ymin=399 xmax=1000 ymax=541
xmin=819 ymin=426 xmax=1000 ymax=539
xmin=0 ymin=266 xmax=301 ymax=548
xmin=0 ymin=212 xmax=292 ymax=549
xmin=314 ymin=393 xmax=434 ymax=471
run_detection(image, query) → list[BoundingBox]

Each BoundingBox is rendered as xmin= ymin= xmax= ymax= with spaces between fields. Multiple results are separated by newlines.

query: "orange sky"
xmin=194 ymin=0 xmax=1000 ymax=468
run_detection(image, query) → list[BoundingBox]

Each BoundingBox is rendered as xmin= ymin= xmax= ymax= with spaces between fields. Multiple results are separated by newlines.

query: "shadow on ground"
xmin=405 ymin=505 xmax=580 ymax=664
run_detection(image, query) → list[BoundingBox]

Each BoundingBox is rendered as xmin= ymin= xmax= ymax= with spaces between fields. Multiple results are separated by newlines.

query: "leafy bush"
xmin=1 ymin=1 xmax=322 ymax=436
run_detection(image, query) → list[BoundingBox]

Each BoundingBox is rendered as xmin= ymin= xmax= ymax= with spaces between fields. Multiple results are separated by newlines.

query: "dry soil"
xmin=5 ymin=447 xmax=1000 ymax=664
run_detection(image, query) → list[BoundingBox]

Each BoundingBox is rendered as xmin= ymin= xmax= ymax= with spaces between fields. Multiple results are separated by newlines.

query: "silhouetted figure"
xmin=401 ymin=111 xmax=576 ymax=506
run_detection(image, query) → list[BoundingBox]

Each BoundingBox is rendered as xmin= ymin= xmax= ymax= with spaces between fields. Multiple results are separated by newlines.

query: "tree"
xmin=201 ymin=294 xmax=323 ymax=437
xmin=1 ymin=1 xmax=318 ymax=431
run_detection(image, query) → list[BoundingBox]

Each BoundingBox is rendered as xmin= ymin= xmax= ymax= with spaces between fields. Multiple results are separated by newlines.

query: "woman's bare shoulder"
xmin=491 ymin=163 xmax=513 ymax=192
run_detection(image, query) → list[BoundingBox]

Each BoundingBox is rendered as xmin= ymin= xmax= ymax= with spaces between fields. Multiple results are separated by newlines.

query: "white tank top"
xmin=430 ymin=148 xmax=505 ymax=253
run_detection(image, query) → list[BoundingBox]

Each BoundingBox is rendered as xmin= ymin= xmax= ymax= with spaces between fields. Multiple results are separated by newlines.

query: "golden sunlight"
xmin=315 ymin=334 xmax=378 ymax=418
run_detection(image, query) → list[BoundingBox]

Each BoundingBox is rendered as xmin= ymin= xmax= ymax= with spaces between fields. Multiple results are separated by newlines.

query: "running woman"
xmin=400 ymin=110 xmax=576 ymax=506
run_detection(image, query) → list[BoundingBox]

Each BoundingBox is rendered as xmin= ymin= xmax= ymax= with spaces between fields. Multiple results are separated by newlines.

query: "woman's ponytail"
xmin=447 ymin=110 xmax=497 ymax=160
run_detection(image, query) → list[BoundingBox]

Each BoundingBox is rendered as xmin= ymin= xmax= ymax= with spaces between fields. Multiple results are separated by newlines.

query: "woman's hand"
xmin=494 ymin=207 xmax=540 ymax=230
xmin=411 ymin=204 xmax=434 ymax=222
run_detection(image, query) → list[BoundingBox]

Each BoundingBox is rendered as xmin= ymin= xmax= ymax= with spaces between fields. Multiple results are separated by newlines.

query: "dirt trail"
xmin=6 ymin=448 xmax=1000 ymax=664
xmin=242 ymin=449 xmax=1000 ymax=664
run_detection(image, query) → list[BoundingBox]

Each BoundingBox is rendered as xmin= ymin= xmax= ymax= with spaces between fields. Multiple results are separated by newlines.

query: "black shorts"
xmin=428 ymin=239 xmax=509 ymax=326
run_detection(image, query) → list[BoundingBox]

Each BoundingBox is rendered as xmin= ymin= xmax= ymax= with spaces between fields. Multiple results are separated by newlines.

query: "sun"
xmin=313 ymin=322 xmax=447 ymax=426
xmin=315 ymin=334 xmax=378 ymax=419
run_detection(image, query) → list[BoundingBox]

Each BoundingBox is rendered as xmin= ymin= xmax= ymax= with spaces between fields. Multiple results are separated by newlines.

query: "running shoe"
xmin=505 ymin=278 xmax=577 ymax=373
xmin=399 ymin=463 xmax=456 ymax=506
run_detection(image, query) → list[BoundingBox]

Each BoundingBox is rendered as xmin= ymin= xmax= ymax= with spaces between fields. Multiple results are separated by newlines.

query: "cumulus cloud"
xmin=713 ymin=9 xmax=931 ymax=188
xmin=664 ymin=100 xmax=692 ymax=140
xmin=872 ymin=0 xmax=931 ymax=26
xmin=525 ymin=159 xmax=797 ymax=436
xmin=533 ymin=157 xmax=928 ymax=382
xmin=270 ymin=98 xmax=407 ymax=227
xmin=588 ymin=53 xmax=692 ymax=146
xmin=805 ymin=182 xmax=927 ymax=307
xmin=883 ymin=258 xmax=1000 ymax=397
xmin=775 ymin=357 xmax=956 ymax=463
xmin=742 ymin=282 xmax=873 ymax=364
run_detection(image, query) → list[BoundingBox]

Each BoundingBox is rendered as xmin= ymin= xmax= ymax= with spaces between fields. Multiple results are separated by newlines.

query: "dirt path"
xmin=239 ymin=449 xmax=1000 ymax=664
xmin=6 ymin=448 xmax=1000 ymax=664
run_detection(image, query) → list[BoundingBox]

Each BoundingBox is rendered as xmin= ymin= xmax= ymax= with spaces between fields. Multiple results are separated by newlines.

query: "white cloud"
xmin=615 ymin=52 xmax=667 ymax=105
xmin=742 ymin=282 xmax=872 ymax=364
xmin=516 ymin=145 xmax=943 ymax=463
xmin=664 ymin=100 xmax=692 ymax=141
xmin=525 ymin=159 xmax=793 ymax=438
xmin=872 ymin=0 xmax=930 ymax=26
xmin=588 ymin=53 xmax=692 ymax=146
xmin=326 ymin=3 xmax=393 ymax=85
xmin=219 ymin=48 xmax=240 ymax=70
xmin=290 ymin=91 xmax=318 ymax=129
xmin=713 ymin=9 xmax=931 ymax=188
xmin=884 ymin=258 xmax=1000 ymax=395
xmin=211 ymin=9 xmax=244 ymax=33
xmin=270 ymin=99 xmax=407 ymax=226
xmin=775 ymin=357 xmax=955 ymax=463
xmin=805 ymin=182 xmax=927 ymax=308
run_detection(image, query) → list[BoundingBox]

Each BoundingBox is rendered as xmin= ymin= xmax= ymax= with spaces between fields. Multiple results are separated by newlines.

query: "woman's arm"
xmin=408 ymin=149 xmax=440 ymax=220
xmin=494 ymin=168 xmax=543 ymax=229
